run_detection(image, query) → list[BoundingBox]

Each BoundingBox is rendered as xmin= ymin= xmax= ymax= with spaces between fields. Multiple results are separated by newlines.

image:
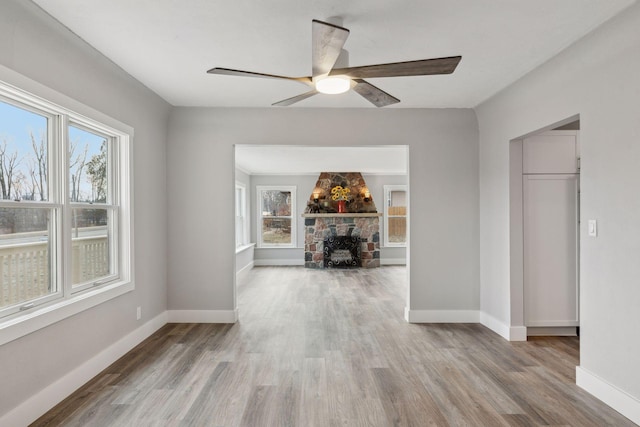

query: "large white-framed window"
xmin=235 ymin=182 xmax=248 ymax=248
xmin=0 ymin=79 xmax=132 ymax=339
xmin=256 ymin=185 xmax=296 ymax=248
xmin=383 ymin=185 xmax=407 ymax=247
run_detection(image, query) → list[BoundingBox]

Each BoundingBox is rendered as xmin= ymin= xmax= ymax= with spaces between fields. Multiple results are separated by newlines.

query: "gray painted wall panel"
xmin=167 ymin=108 xmax=479 ymax=313
xmin=477 ymin=1 xmax=640 ymax=401
xmin=0 ymin=0 xmax=170 ymax=417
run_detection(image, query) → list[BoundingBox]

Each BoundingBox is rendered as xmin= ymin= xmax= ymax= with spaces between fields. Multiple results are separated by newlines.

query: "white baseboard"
xmin=577 ymin=366 xmax=640 ymax=425
xmin=478 ymin=311 xmax=527 ymax=341
xmin=236 ymin=261 xmax=254 ymax=283
xmin=480 ymin=311 xmax=510 ymax=340
xmin=509 ymin=326 xmax=527 ymax=341
xmin=167 ymin=309 xmax=238 ymax=323
xmin=381 ymin=258 xmax=406 ymax=265
xmin=405 ymin=309 xmax=527 ymax=342
xmin=405 ymin=309 xmax=480 ymax=323
xmin=0 ymin=312 xmax=167 ymax=427
xmin=254 ymin=259 xmax=304 ymax=266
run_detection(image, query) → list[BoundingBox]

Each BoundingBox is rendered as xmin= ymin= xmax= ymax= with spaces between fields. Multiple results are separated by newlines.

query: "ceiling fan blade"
xmin=330 ymin=56 xmax=462 ymax=79
xmin=207 ymin=67 xmax=312 ymax=85
xmin=352 ymin=79 xmax=400 ymax=108
xmin=272 ymin=90 xmax=319 ymax=107
xmin=312 ymin=19 xmax=350 ymax=78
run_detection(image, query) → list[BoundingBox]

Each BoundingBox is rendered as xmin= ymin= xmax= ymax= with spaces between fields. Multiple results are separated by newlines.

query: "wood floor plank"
xmin=272 ymin=369 xmax=301 ymax=427
xmin=31 ymin=266 xmax=638 ymax=427
xmin=238 ymin=385 xmax=278 ymax=427
xmin=298 ymin=357 xmax=329 ymax=426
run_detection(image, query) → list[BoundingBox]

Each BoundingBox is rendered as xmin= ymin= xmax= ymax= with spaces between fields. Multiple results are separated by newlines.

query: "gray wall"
xmin=476 ymin=1 xmax=640 ymax=402
xmin=0 ymin=0 xmax=170 ymax=417
xmin=167 ymin=108 xmax=479 ymax=314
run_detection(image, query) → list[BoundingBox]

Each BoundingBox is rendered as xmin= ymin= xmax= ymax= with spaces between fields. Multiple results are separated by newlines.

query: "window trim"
xmin=256 ymin=185 xmax=296 ymax=249
xmin=235 ymin=182 xmax=248 ymax=248
xmin=0 ymin=72 xmax=133 ymax=346
xmin=383 ymin=185 xmax=408 ymax=248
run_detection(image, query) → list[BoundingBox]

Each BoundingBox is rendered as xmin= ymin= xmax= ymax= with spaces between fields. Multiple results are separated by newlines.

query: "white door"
xmin=523 ymin=174 xmax=579 ymax=327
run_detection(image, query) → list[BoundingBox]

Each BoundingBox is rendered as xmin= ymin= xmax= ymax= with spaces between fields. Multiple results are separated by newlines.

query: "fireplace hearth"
xmin=324 ymin=236 xmax=361 ymax=268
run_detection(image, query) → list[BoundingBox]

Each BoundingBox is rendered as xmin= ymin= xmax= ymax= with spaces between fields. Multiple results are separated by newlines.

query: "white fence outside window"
xmin=0 ymin=227 xmax=108 ymax=308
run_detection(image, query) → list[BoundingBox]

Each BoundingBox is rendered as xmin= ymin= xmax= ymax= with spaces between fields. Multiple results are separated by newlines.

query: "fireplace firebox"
xmin=324 ymin=236 xmax=361 ymax=268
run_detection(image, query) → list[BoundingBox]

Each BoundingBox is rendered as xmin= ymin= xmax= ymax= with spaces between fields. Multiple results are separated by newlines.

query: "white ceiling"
xmin=236 ymin=146 xmax=408 ymax=175
xmin=32 ymin=0 xmax=635 ymax=109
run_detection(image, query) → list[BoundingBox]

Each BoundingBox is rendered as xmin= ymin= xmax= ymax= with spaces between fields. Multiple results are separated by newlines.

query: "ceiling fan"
xmin=207 ymin=19 xmax=461 ymax=107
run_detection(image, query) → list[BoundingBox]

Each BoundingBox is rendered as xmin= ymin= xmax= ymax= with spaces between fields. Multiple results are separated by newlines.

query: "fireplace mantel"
xmin=302 ymin=213 xmax=382 ymax=218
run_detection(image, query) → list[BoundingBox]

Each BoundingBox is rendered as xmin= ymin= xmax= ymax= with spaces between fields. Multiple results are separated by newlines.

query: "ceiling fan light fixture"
xmin=315 ymin=75 xmax=351 ymax=94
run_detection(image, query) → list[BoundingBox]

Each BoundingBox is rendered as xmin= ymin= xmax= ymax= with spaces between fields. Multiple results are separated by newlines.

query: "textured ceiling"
xmin=31 ymin=0 xmax=636 ymax=108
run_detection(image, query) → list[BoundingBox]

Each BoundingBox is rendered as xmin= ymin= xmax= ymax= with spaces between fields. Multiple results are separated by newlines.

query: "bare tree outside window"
xmin=0 ymin=139 xmax=20 ymax=200
xmin=69 ymin=140 xmax=88 ymax=203
xmin=28 ymin=131 xmax=47 ymax=201
xmin=86 ymin=142 xmax=107 ymax=203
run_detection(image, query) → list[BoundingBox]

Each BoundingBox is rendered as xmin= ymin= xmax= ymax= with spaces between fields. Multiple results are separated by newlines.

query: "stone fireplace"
xmin=302 ymin=172 xmax=381 ymax=269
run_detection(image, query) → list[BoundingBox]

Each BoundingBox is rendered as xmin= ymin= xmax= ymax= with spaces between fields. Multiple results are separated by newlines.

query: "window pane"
xmin=389 ymin=190 xmax=406 ymax=213
xmin=0 ymin=208 xmax=54 ymax=308
xmin=261 ymin=218 xmax=291 ymax=244
xmin=388 ymin=217 xmax=407 ymax=243
xmin=69 ymin=125 xmax=108 ymax=203
xmin=71 ymin=208 xmax=111 ymax=285
xmin=386 ymin=188 xmax=407 ymax=246
xmin=0 ymin=101 xmax=48 ymax=201
xmin=261 ymin=190 xmax=291 ymax=217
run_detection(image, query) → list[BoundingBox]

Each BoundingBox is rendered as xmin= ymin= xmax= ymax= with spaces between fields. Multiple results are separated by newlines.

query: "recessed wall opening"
xmin=233 ymin=145 xmax=409 ymax=318
xmin=510 ymin=115 xmax=580 ymax=339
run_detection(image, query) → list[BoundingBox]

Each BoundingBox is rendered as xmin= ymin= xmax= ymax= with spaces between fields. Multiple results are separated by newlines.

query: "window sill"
xmin=236 ymin=243 xmax=256 ymax=254
xmin=0 ymin=280 xmax=134 ymax=347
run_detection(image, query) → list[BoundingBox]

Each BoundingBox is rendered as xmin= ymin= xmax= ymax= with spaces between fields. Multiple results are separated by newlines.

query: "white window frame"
xmin=256 ymin=185 xmax=296 ymax=248
xmin=383 ymin=185 xmax=408 ymax=248
xmin=68 ymin=119 xmax=120 ymax=292
xmin=235 ymin=182 xmax=248 ymax=248
xmin=0 ymin=76 xmax=133 ymax=346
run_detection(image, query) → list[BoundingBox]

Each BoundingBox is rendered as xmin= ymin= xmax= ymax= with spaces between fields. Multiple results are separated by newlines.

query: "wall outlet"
xmin=136 ymin=306 xmax=141 ymax=320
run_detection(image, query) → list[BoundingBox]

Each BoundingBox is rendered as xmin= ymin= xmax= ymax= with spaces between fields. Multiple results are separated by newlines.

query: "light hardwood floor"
xmin=33 ymin=266 xmax=635 ymax=426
